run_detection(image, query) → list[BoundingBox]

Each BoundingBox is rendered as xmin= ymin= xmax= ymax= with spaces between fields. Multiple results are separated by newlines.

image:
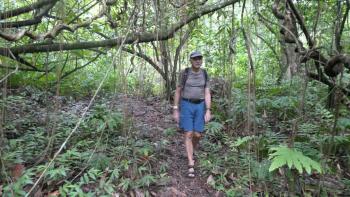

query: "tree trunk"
xmin=0 ymin=63 xmax=8 ymax=148
xmin=159 ymin=41 xmax=172 ymax=100
xmin=281 ymin=42 xmax=299 ymax=80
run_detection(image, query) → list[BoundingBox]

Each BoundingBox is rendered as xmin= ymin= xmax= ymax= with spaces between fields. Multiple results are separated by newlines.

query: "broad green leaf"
xmin=268 ymin=146 xmax=322 ymax=174
xmin=269 ymin=156 xmax=286 ymax=172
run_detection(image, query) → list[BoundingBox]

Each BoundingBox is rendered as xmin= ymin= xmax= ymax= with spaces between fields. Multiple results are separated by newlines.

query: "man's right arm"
xmin=174 ymin=86 xmax=181 ymax=109
xmin=174 ymin=70 xmax=183 ymax=109
xmin=173 ymin=70 xmax=183 ymax=123
xmin=173 ymin=86 xmax=181 ymax=123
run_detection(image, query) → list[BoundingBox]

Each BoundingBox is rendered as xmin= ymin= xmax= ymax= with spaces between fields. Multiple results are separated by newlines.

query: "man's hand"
xmin=205 ymin=109 xmax=211 ymax=123
xmin=173 ymin=109 xmax=180 ymax=123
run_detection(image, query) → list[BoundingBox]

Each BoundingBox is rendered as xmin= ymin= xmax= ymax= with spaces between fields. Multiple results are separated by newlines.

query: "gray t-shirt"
xmin=177 ymin=68 xmax=210 ymax=99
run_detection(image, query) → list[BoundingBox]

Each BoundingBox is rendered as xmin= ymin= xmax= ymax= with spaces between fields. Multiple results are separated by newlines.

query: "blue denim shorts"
xmin=180 ymin=99 xmax=205 ymax=132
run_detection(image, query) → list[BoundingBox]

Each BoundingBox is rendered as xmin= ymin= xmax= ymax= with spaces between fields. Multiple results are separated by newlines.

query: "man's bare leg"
xmin=184 ymin=132 xmax=194 ymax=166
xmin=192 ymin=132 xmax=202 ymax=151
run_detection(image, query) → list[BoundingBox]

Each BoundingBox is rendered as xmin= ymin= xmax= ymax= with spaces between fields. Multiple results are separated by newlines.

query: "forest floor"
xmin=113 ymin=94 xmax=219 ymax=196
xmin=3 ymin=91 xmax=220 ymax=196
xmin=3 ymin=89 xmax=350 ymax=196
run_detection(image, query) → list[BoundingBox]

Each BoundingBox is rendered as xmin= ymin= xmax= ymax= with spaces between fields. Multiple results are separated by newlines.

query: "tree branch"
xmin=173 ymin=26 xmax=192 ymax=83
xmin=257 ymin=13 xmax=279 ymax=38
xmin=308 ymin=72 xmax=350 ymax=96
xmin=258 ymin=12 xmax=303 ymax=50
xmin=60 ymin=53 xmax=102 ymax=80
xmin=121 ymin=47 xmax=166 ymax=80
xmin=67 ymin=1 xmax=99 ymax=25
xmin=286 ymin=0 xmax=314 ymax=47
xmin=272 ymin=0 xmax=284 ymax=19
xmin=0 ymin=0 xmax=239 ymax=56
xmin=0 ymin=2 xmax=57 ymax=28
xmin=0 ymin=0 xmax=59 ymax=20
xmin=0 ymin=1 xmax=103 ymax=42
xmin=0 ymin=64 xmax=44 ymax=72
xmin=0 ymin=29 xmax=27 ymax=41
xmin=255 ymin=33 xmax=281 ymax=66
xmin=312 ymin=0 xmax=322 ymax=39
xmin=307 ymin=72 xmax=333 ymax=87
xmin=335 ymin=0 xmax=350 ymax=52
xmin=299 ymin=49 xmax=328 ymax=66
xmin=14 ymin=55 xmax=42 ymax=71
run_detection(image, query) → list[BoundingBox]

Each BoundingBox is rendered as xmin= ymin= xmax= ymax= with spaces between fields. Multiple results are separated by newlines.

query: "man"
xmin=173 ymin=51 xmax=211 ymax=178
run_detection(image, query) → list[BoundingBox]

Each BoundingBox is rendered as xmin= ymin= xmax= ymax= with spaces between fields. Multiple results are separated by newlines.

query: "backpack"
xmin=182 ymin=67 xmax=208 ymax=89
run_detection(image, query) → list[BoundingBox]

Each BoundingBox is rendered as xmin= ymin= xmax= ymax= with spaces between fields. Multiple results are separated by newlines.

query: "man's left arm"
xmin=204 ymin=87 xmax=211 ymax=123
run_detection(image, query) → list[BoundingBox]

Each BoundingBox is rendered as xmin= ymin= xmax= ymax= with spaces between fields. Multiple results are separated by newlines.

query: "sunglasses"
xmin=191 ymin=56 xmax=203 ymax=60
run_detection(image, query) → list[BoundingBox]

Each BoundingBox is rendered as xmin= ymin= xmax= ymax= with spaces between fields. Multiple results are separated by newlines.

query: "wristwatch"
xmin=173 ymin=105 xmax=179 ymax=110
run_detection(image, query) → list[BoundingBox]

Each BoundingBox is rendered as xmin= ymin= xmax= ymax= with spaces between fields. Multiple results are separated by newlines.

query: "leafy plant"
xmin=230 ymin=135 xmax=255 ymax=150
xmin=118 ymin=178 xmax=132 ymax=192
xmin=137 ymin=174 xmax=156 ymax=187
xmin=251 ymin=159 xmax=272 ymax=181
xmin=163 ymin=127 xmax=177 ymax=137
xmin=2 ymin=169 xmax=35 ymax=197
xmin=205 ymin=121 xmax=225 ymax=141
xmin=337 ymin=118 xmax=350 ymax=130
xmin=268 ymin=146 xmax=322 ymax=174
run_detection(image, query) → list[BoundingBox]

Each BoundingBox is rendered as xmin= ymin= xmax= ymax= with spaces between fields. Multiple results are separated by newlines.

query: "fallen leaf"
xmin=11 ymin=163 xmax=25 ymax=180
xmin=229 ymin=173 xmax=236 ymax=181
xmin=34 ymin=188 xmax=42 ymax=197
xmin=134 ymin=189 xmax=144 ymax=197
xmin=211 ymin=168 xmax=220 ymax=175
xmin=113 ymin=193 xmax=120 ymax=197
xmin=150 ymin=191 xmax=157 ymax=196
xmin=278 ymin=168 xmax=284 ymax=176
xmin=215 ymin=191 xmax=225 ymax=197
xmin=47 ymin=190 xmax=60 ymax=197
xmin=207 ymin=175 xmax=215 ymax=186
xmin=337 ymin=163 xmax=341 ymax=171
xmin=170 ymin=187 xmax=186 ymax=197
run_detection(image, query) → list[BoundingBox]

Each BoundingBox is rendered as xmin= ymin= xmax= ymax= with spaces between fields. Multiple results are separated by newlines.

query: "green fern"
xmin=206 ymin=121 xmax=224 ymax=134
xmin=268 ymin=146 xmax=322 ymax=174
xmin=232 ymin=135 xmax=255 ymax=147
xmin=337 ymin=118 xmax=350 ymax=130
xmin=205 ymin=121 xmax=225 ymax=141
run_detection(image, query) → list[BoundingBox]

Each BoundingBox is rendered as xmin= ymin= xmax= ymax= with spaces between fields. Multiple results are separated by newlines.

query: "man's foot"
xmin=188 ymin=165 xmax=195 ymax=178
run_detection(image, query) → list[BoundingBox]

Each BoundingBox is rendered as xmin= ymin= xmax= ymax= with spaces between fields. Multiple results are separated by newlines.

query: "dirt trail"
xmin=4 ymin=91 xmax=219 ymax=196
xmin=116 ymin=95 xmax=215 ymax=197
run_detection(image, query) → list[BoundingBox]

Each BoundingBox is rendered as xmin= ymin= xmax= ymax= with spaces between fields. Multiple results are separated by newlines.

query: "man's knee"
xmin=193 ymin=132 xmax=201 ymax=139
xmin=184 ymin=132 xmax=193 ymax=139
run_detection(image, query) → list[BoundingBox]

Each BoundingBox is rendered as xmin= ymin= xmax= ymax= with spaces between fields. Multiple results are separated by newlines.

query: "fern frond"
xmin=268 ymin=146 xmax=322 ymax=174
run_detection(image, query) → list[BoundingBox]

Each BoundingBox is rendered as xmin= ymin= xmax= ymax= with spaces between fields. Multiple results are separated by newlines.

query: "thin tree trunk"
xmin=242 ymin=24 xmax=256 ymax=135
xmin=160 ymin=41 xmax=171 ymax=100
xmin=228 ymin=4 xmax=237 ymax=134
xmin=0 ymin=63 xmax=8 ymax=148
xmin=241 ymin=2 xmax=256 ymax=193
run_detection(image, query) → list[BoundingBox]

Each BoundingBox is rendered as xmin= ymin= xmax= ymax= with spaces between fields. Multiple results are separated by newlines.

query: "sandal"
xmin=188 ymin=165 xmax=195 ymax=178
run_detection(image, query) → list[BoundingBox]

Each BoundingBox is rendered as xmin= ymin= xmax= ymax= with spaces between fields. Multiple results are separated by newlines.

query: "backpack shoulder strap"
xmin=202 ymin=68 xmax=208 ymax=88
xmin=182 ymin=67 xmax=190 ymax=89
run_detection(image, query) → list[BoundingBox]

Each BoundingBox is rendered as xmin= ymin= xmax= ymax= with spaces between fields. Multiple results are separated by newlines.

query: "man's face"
xmin=190 ymin=56 xmax=203 ymax=68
